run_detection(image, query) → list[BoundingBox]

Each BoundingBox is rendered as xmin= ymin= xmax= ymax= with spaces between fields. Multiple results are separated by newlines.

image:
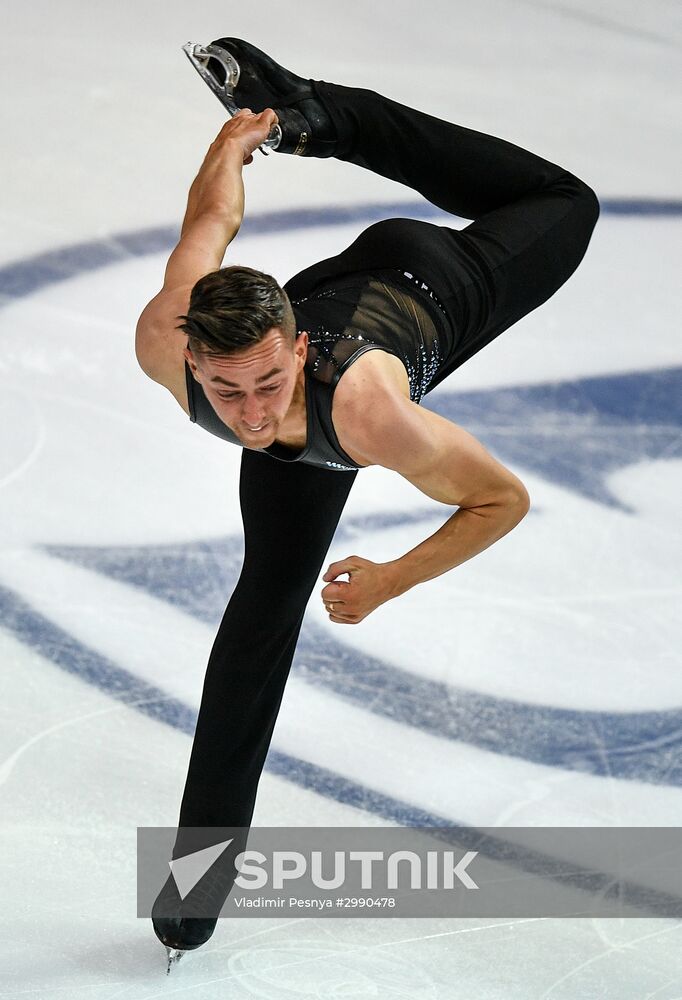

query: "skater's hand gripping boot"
xmin=213 ymin=107 xmax=281 ymax=165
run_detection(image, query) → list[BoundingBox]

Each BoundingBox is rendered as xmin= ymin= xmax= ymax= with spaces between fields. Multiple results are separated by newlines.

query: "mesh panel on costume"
xmin=290 ymin=270 xmax=445 ymax=403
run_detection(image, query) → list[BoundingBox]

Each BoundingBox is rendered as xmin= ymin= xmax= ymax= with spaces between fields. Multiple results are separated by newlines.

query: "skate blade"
xmin=165 ymin=946 xmax=186 ymax=974
xmin=181 ymin=41 xmax=281 ymax=153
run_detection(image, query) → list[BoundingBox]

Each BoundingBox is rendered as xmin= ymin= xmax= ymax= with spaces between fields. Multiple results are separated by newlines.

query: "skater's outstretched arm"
xmin=135 ymin=108 xmax=278 ymax=383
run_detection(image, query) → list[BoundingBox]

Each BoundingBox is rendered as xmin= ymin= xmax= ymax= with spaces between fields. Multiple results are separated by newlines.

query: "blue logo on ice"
xmin=1 ymin=203 xmax=681 ymax=832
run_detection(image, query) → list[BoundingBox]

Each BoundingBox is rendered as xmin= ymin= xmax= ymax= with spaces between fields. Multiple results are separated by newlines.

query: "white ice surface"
xmin=1 ymin=1 xmax=681 ymax=998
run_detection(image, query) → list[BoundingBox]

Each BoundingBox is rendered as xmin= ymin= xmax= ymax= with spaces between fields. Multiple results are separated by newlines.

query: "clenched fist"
xmin=321 ymin=555 xmax=399 ymax=625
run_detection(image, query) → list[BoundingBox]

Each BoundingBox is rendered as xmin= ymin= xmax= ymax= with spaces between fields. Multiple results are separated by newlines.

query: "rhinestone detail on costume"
xmin=394 ymin=268 xmax=448 ymax=316
xmin=404 ymin=335 xmax=442 ymax=403
xmin=305 ymin=329 xmax=365 ymax=375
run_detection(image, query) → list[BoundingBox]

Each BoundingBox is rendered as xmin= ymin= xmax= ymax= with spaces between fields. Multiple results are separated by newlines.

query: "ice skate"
xmin=182 ymin=42 xmax=282 ymax=154
xmin=165 ymin=946 xmax=186 ymax=975
xmin=182 ymin=37 xmax=339 ymax=157
xmin=152 ymin=870 xmax=220 ymax=959
xmin=154 ymin=910 xmax=219 ymax=975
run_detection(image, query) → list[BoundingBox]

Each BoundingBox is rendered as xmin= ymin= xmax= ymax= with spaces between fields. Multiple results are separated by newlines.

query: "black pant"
xmin=175 ymin=84 xmax=598 ymax=838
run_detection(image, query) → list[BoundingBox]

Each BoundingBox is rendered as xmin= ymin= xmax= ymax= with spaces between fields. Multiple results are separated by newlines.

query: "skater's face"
xmin=184 ymin=328 xmax=308 ymax=445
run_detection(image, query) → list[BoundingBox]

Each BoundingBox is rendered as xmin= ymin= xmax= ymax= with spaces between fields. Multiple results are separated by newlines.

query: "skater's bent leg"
xmin=313 ymin=79 xmax=598 ymax=222
xmin=309 ymin=80 xmax=598 ymax=372
xmin=176 ymin=450 xmax=358 ymax=844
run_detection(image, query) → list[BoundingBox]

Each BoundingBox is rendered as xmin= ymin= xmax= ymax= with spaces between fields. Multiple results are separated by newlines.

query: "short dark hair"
xmin=177 ymin=265 xmax=297 ymax=358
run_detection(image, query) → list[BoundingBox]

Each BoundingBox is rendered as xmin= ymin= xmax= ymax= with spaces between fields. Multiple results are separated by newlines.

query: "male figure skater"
xmin=135 ymin=38 xmax=599 ymax=961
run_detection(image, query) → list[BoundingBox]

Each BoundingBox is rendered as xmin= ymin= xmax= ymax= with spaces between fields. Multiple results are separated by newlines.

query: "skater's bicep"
xmin=163 ymin=212 xmax=241 ymax=291
xmin=347 ymin=394 xmax=529 ymax=508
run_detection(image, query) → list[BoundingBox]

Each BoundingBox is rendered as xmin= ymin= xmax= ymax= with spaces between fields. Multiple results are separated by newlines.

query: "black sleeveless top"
xmin=184 ymin=266 xmax=455 ymax=471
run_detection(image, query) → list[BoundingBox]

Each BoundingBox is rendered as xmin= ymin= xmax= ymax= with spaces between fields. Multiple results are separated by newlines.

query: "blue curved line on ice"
xmin=0 ymin=579 xmax=425 ymax=818
xmin=0 ymin=196 xmax=680 ymax=298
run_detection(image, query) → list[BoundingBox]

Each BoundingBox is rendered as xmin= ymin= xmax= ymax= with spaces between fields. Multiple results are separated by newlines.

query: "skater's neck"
xmin=274 ymin=366 xmax=307 ymax=449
